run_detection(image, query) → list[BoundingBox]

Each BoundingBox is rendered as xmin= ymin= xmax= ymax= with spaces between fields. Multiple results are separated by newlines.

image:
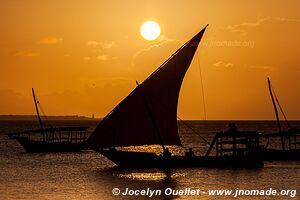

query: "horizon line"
xmin=0 ymin=114 xmax=300 ymax=121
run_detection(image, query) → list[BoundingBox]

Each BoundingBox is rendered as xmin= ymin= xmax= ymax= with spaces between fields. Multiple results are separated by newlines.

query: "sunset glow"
xmin=0 ymin=0 xmax=300 ymax=120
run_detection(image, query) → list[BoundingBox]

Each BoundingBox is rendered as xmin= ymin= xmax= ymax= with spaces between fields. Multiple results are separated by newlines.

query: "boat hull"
xmin=15 ymin=137 xmax=85 ymax=153
xmin=97 ymin=149 xmax=264 ymax=169
xmin=256 ymin=148 xmax=300 ymax=161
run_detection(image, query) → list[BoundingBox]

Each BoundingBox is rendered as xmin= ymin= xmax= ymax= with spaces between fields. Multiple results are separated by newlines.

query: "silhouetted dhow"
xmin=256 ymin=78 xmax=300 ymax=160
xmin=86 ymin=25 xmax=264 ymax=168
xmin=7 ymin=88 xmax=88 ymax=152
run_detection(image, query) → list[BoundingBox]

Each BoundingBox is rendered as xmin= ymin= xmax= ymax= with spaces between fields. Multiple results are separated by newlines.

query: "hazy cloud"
xmin=87 ymin=40 xmax=100 ymax=47
xmin=213 ymin=61 xmax=233 ymax=68
xmin=157 ymin=35 xmax=177 ymax=43
xmin=227 ymin=17 xmax=300 ymax=35
xmin=227 ymin=18 xmax=268 ymax=35
xmin=83 ymin=56 xmax=91 ymax=61
xmin=97 ymin=55 xmax=108 ymax=61
xmin=87 ymin=41 xmax=116 ymax=61
xmin=38 ymin=37 xmax=63 ymax=44
xmin=132 ymin=35 xmax=181 ymax=67
xmin=11 ymin=50 xmax=39 ymax=57
xmin=87 ymin=41 xmax=115 ymax=49
xmin=274 ymin=17 xmax=300 ymax=23
xmin=249 ymin=65 xmax=279 ymax=71
xmin=102 ymin=42 xmax=115 ymax=49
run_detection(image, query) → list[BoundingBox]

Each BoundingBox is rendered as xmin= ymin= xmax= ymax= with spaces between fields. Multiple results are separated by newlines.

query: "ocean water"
xmin=0 ymin=120 xmax=299 ymax=200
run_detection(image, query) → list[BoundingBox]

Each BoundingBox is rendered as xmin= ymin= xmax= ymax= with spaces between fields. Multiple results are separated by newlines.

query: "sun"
xmin=140 ymin=21 xmax=161 ymax=41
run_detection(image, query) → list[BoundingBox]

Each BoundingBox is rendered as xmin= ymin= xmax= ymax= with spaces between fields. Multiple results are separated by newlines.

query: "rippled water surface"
xmin=0 ymin=120 xmax=299 ymax=199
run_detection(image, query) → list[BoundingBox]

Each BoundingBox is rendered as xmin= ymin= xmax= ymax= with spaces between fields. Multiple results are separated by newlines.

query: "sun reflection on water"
xmin=118 ymin=172 xmax=167 ymax=181
xmin=114 ymin=170 xmax=186 ymax=181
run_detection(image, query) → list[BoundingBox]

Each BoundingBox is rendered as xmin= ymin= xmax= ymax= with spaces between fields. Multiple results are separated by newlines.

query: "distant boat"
xmin=86 ymin=25 xmax=263 ymax=168
xmin=258 ymin=78 xmax=300 ymax=160
xmin=7 ymin=88 xmax=88 ymax=153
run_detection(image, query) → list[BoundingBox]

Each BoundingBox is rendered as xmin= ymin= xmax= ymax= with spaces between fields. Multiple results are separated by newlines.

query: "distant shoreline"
xmin=0 ymin=115 xmax=99 ymax=120
xmin=0 ymin=115 xmax=299 ymax=121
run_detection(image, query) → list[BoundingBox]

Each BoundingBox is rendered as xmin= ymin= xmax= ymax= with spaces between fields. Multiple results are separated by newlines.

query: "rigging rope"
xmin=36 ymin=96 xmax=52 ymax=128
xmin=196 ymin=50 xmax=207 ymax=120
xmin=174 ymin=50 xmax=214 ymax=149
xmin=270 ymin=85 xmax=290 ymax=129
xmin=177 ymin=116 xmax=213 ymax=148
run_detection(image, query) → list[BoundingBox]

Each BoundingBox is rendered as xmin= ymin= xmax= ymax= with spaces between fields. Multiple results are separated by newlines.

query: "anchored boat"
xmin=7 ymin=88 xmax=88 ymax=152
xmin=258 ymin=78 xmax=300 ymax=160
xmin=86 ymin=25 xmax=263 ymax=168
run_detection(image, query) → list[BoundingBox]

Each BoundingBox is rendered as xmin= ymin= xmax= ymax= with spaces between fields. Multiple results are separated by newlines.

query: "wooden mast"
xmin=32 ymin=88 xmax=45 ymax=141
xmin=267 ymin=78 xmax=284 ymax=150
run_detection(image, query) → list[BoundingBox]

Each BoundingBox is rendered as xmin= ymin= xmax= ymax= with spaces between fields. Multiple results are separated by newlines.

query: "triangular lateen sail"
xmin=86 ymin=25 xmax=208 ymax=149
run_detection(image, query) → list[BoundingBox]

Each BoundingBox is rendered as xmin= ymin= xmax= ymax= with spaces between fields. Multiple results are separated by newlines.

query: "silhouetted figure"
xmin=185 ymin=148 xmax=194 ymax=157
xmin=163 ymin=148 xmax=171 ymax=158
xmin=227 ymin=123 xmax=238 ymax=156
xmin=228 ymin=123 xmax=238 ymax=133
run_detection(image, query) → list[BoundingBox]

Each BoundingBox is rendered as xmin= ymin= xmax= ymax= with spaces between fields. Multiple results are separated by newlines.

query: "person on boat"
xmin=163 ymin=148 xmax=171 ymax=158
xmin=227 ymin=123 xmax=238 ymax=156
xmin=185 ymin=148 xmax=194 ymax=157
xmin=228 ymin=123 xmax=238 ymax=133
xmin=224 ymin=123 xmax=238 ymax=139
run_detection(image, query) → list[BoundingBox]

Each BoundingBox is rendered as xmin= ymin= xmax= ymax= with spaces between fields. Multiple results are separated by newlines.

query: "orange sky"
xmin=0 ymin=0 xmax=300 ymax=119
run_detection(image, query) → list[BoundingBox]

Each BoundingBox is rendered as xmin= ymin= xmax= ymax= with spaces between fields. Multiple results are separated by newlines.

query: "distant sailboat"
xmin=86 ymin=25 xmax=263 ymax=168
xmin=258 ymin=78 xmax=300 ymax=160
xmin=7 ymin=88 xmax=88 ymax=152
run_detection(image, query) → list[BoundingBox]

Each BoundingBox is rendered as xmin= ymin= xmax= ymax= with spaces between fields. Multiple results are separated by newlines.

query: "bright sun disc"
xmin=140 ymin=21 xmax=161 ymax=40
